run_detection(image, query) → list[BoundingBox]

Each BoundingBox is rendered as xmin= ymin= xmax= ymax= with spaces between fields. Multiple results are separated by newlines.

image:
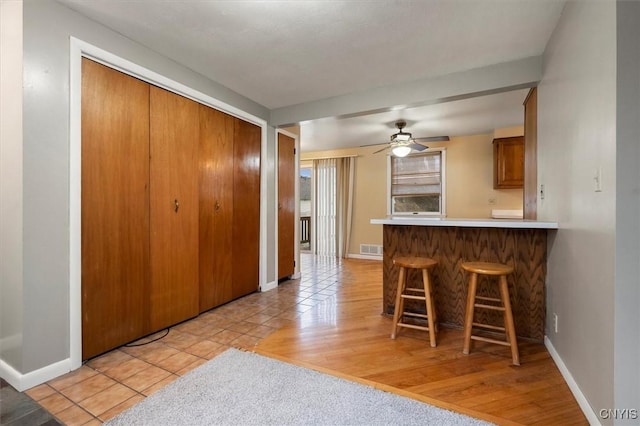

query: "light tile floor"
xmin=22 ymin=254 xmax=341 ymax=425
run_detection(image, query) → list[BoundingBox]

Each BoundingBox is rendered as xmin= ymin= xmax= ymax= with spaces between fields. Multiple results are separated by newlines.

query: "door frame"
xmin=69 ymin=37 xmax=268 ymax=369
xmin=275 ymin=129 xmax=301 ymax=280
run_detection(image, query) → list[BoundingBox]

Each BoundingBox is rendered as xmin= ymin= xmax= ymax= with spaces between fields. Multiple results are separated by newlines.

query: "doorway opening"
xmin=299 ymin=165 xmax=312 ymax=252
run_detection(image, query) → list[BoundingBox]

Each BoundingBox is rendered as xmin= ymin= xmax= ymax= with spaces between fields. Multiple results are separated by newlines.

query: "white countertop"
xmin=370 ymin=217 xmax=558 ymax=229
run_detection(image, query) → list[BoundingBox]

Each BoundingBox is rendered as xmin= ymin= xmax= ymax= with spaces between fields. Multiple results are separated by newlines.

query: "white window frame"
xmin=386 ymin=148 xmax=447 ymax=217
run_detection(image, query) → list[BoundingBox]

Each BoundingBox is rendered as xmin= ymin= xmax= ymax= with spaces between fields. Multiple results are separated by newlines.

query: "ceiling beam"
xmin=270 ymin=56 xmax=542 ymax=127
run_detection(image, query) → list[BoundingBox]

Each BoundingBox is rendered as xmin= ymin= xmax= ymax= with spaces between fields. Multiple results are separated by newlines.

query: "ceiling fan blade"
xmin=414 ymin=135 xmax=450 ymax=142
xmin=360 ymin=142 xmax=389 ymax=148
xmin=409 ymin=143 xmax=427 ymax=151
xmin=372 ymin=146 xmax=390 ymax=154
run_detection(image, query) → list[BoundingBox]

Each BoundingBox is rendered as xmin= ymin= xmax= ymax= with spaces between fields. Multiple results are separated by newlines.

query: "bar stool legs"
xmin=390 ymin=256 xmax=438 ymax=347
xmin=499 ymin=274 xmax=520 ymax=365
xmin=390 ymin=266 xmax=406 ymax=339
xmin=462 ymin=270 xmax=478 ymax=356
xmin=461 ymin=261 xmax=520 ymax=365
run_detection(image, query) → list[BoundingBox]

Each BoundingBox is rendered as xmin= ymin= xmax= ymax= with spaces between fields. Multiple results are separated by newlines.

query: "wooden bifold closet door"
xmin=81 ymin=58 xmax=150 ymax=360
xmin=232 ymin=120 xmax=261 ymax=298
xmin=82 ymin=59 xmax=261 ymax=359
xmin=149 ymin=86 xmax=200 ymax=331
xmin=199 ymin=106 xmax=235 ymax=311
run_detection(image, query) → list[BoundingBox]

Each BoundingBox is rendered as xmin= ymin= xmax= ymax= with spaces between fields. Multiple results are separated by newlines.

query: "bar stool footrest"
xmin=397 ymin=322 xmax=433 ymax=332
xmin=474 ymin=303 xmax=506 ymax=311
xmin=470 ymin=335 xmax=511 ymax=347
xmin=476 ymin=296 xmax=501 ymax=303
xmin=472 ymin=322 xmax=506 ymax=332
xmin=402 ymin=294 xmax=428 ymax=301
xmin=403 ymin=312 xmax=428 ymax=320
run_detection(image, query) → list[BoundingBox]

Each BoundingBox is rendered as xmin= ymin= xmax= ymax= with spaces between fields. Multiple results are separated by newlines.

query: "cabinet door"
xmin=150 ymin=87 xmax=200 ymax=331
xmin=278 ymin=133 xmax=296 ymax=279
xmin=199 ymin=105 xmax=235 ymax=311
xmin=232 ymin=119 xmax=261 ymax=298
xmin=493 ymin=137 xmax=524 ymax=189
xmin=81 ymin=58 xmax=150 ymax=359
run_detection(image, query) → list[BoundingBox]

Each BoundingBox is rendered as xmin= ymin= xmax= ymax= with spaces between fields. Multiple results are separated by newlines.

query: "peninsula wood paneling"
xmin=199 ymin=106 xmax=235 ymax=311
xmin=81 ymin=58 xmax=150 ymax=359
xmin=383 ymin=225 xmax=547 ymax=341
xmin=149 ymin=86 xmax=200 ymax=331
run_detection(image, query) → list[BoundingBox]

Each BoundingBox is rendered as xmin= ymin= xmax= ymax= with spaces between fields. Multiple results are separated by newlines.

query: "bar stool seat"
xmin=391 ymin=256 xmax=439 ymax=347
xmin=461 ymin=261 xmax=520 ymax=365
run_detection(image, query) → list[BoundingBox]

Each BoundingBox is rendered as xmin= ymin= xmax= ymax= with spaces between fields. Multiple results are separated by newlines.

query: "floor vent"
xmin=360 ymin=244 xmax=383 ymax=256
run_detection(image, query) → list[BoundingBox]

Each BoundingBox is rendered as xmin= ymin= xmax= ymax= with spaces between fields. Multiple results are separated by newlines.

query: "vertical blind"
xmin=314 ymin=158 xmax=337 ymax=256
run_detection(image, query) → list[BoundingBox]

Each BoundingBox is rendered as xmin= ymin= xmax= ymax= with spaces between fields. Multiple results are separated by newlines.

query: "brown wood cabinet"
xmin=81 ymin=58 xmax=261 ymax=359
xmin=493 ymin=136 xmax=524 ymax=189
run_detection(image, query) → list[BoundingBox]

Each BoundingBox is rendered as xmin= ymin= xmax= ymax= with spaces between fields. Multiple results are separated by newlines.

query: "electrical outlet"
xmin=488 ymin=198 xmax=497 ymax=205
xmin=553 ymin=313 xmax=558 ymax=333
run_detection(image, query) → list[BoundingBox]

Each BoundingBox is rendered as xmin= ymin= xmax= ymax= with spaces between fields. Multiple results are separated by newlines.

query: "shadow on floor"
xmin=0 ymin=379 xmax=61 ymax=426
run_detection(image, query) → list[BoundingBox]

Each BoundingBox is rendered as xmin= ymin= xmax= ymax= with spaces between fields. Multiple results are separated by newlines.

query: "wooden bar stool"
xmin=461 ymin=261 xmax=520 ymax=365
xmin=390 ymin=256 xmax=439 ymax=347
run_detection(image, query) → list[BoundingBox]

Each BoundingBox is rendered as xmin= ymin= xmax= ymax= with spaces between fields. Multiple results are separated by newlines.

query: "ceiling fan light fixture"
xmin=391 ymin=132 xmax=412 ymax=142
xmin=391 ymin=145 xmax=412 ymax=157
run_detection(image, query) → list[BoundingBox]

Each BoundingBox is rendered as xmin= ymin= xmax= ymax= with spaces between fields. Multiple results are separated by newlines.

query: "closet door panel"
xmin=232 ymin=119 xmax=261 ymax=298
xmin=81 ymin=58 xmax=150 ymax=359
xmin=278 ymin=133 xmax=296 ymax=279
xmin=199 ymin=105 xmax=235 ymax=311
xmin=150 ymin=87 xmax=200 ymax=330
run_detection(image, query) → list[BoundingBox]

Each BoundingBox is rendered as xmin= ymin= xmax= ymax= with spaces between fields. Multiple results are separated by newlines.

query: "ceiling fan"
xmin=362 ymin=120 xmax=449 ymax=157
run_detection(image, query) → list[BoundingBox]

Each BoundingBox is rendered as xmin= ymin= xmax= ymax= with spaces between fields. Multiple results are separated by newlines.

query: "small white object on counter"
xmin=370 ymin=216 xmax=558 ymax=229
xmin=491 ymin=209 xmax=523 ymax=219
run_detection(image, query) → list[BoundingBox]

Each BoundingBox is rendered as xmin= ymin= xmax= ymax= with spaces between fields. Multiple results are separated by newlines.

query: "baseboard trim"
xmin=260 ymin=280 xmax=278 ymax=292
xmin=347 ymin=253 xmax=383 ymax=261
xmin=290 ymin=272 xmax=302 ymax=280
xmin=544 ymin=336 xmax=601 ymax=425
xmin=0 ymin=357 xmax=71 ymax=392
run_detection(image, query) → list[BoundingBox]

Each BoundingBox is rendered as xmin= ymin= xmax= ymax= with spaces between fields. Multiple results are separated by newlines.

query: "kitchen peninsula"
xmin=370 ymin=217 xmax=558 ymax=341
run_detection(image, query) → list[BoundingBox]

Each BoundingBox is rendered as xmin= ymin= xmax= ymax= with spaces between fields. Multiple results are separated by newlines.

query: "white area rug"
xmin=106 ymin=348 xmax=493 ymax=425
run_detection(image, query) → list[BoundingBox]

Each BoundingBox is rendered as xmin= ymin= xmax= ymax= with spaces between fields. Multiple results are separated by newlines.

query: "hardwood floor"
xmin=256 ymin=254 xmax=588 ymax=426
xmin=17 ymin=253 xmax=586 ymax=425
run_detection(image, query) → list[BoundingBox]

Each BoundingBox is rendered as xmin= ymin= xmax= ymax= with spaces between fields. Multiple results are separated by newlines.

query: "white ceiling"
xmin=57 ymin=0 xmax=565 ymax=152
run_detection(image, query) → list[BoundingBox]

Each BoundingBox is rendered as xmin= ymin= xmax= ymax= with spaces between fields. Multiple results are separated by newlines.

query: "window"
xmin=388 ymin=149 xmax=446 ymax=216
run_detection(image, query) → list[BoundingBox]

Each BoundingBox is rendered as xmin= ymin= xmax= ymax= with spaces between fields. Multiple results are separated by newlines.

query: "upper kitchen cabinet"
xmin=493 ymin=136 xmax=524 ymax=189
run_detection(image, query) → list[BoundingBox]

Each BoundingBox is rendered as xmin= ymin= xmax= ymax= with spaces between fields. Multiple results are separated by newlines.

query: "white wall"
xmin=0 ymin=0 xmax=24 ymax=372
xmin=615 ymin=1 xmax=640 ymax=420
xmin=538 ymin=0 xmax=616 ymax=419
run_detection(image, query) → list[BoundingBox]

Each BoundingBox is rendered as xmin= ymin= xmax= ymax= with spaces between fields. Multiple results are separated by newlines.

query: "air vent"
xmin=360 ymin=244 xmax=383 ymax=256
